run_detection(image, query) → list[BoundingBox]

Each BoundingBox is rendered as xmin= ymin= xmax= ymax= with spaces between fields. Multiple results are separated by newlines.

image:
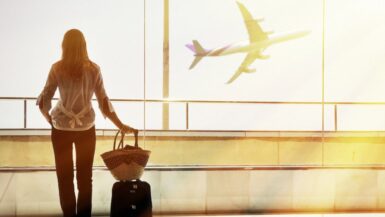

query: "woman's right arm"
xmin=101 ymin=97 xmax=136 ymax=133
xmin=36 ymin=66 xmax=58 ymax=125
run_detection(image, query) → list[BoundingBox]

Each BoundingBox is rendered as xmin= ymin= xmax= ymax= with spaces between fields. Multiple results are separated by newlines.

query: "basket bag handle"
xmin=113 ymin=129 xmax=138 ymax=150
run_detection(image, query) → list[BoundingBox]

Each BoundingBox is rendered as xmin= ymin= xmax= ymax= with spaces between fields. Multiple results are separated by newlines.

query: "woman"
xmin=37 ymin=29 xmax=135 ymax=217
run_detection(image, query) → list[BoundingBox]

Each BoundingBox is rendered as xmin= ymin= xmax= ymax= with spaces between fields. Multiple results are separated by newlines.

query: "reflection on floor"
xmin=3 ymin=169 xmax=385 ymax=216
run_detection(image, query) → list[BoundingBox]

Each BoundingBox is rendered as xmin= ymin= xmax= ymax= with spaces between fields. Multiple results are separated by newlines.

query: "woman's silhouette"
xmin=37 ymin=29 xmax=135 ymax=217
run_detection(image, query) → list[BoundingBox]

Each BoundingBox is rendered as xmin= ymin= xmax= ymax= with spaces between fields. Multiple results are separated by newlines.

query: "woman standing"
xmin=37 ymin=29 xmax=135 ymax=217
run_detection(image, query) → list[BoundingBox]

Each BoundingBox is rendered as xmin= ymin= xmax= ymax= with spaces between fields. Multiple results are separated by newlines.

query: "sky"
xmin=0 ymin=0 xmax=384 ymax=131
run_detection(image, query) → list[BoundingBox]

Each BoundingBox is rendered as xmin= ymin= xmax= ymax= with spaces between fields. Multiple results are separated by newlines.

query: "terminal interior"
xmin=1 ymin=0 xmax=385 ymax=216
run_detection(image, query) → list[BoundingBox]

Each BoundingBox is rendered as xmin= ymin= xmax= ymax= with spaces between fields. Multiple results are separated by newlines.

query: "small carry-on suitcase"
xmin=110 ymin=180 xmax=152 ymax=217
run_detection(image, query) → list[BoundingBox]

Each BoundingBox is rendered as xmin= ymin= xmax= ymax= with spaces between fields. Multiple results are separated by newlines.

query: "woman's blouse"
xmin=37 ymin=61 xmax=114 ymax=131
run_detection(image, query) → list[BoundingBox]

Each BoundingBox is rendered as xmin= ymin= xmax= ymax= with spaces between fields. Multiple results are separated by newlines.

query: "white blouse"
xmin=37 ymin=61 xmax=114 ymax=131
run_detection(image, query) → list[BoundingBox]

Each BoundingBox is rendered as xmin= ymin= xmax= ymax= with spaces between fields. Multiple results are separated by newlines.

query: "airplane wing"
xmin=226 ymin=52 xmax=259 ymax=84
xmin=237 ymin=2 xmax=268 ymax=43
xmin=226 ymin=68 xmax=243 ymax=84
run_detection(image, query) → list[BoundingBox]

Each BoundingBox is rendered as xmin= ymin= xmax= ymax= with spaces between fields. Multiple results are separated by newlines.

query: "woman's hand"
xmin=119 ymin=124 xmax=137 ymax=134
xmin=106 ymin=111 xmax=136 ymax=134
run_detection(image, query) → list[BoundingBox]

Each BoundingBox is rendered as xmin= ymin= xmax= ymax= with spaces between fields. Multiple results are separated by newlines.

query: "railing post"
xmin=334 ymin=104 xmax=338 ymax=131
xmin=186 ymin=102 xmax=189 ymax=130
xmin=24 ymin=99 xmax=27 ymax=129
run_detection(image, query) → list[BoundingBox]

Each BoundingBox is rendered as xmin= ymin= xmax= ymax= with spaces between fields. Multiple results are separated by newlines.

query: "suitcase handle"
xmin=113 ymin=130 xmax=139 ymax=150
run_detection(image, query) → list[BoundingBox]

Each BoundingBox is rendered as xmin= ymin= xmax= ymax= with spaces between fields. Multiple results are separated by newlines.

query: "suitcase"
xmin=110 ymin=180 xmax=152 ymax=217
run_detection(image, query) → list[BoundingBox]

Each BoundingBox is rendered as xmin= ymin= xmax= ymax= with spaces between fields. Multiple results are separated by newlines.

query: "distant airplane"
xmin=186 ymin=1 xmax=310 ymax=84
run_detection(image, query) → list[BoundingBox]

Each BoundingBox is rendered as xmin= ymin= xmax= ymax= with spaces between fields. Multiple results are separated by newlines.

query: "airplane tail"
xmin=186 ymin=40 xmax=207 ymax=69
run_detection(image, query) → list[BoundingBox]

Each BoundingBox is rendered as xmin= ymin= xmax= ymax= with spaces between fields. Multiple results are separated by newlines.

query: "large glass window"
xmin=169 ymin=0 xmax=323 ymax=102
xmin=325 ymin=0 xmax=385 ymax=102
xmin=0 ymin=0 xmax=384 ymax=132
xmin=325 ymin=0 xmax=385 ymax=131
xmin=0 ymin=0 xmax=145 ymax=131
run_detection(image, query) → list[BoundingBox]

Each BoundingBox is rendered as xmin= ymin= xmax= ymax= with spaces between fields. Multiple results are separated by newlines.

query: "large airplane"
xmin=186 ymin=1 xmax=310 ymax=84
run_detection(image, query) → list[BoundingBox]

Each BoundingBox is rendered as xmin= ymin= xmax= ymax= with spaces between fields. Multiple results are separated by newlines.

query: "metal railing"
xmin=3 ymin=97 xmax=385 ymax=171
xmin=2 ymin=96 xmax=385 ymax=132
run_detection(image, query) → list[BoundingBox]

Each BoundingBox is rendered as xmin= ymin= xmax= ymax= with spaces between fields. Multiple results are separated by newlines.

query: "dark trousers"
xmin=51 ymin=126 xmax=96 ymax=217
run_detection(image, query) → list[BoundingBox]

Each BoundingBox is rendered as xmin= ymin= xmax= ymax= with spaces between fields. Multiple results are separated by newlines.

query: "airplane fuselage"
xmin=187 ymin=1 xmax=311 ymax=83
xmin=199 ymin=30 xmax=310 ymax=57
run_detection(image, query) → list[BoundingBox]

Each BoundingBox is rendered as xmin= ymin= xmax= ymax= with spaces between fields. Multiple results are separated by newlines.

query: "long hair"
xmin=60 ymin=29 xmax=89 ymax=79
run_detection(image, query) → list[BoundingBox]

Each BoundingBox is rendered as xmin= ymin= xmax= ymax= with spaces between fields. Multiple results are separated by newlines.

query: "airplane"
xmin=186 ymin=1 xmax=310 ymax=84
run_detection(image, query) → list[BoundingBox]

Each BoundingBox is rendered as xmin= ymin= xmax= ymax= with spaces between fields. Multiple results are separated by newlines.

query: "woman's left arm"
xmin=36 ymin=66 xmax=58 ymax=125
